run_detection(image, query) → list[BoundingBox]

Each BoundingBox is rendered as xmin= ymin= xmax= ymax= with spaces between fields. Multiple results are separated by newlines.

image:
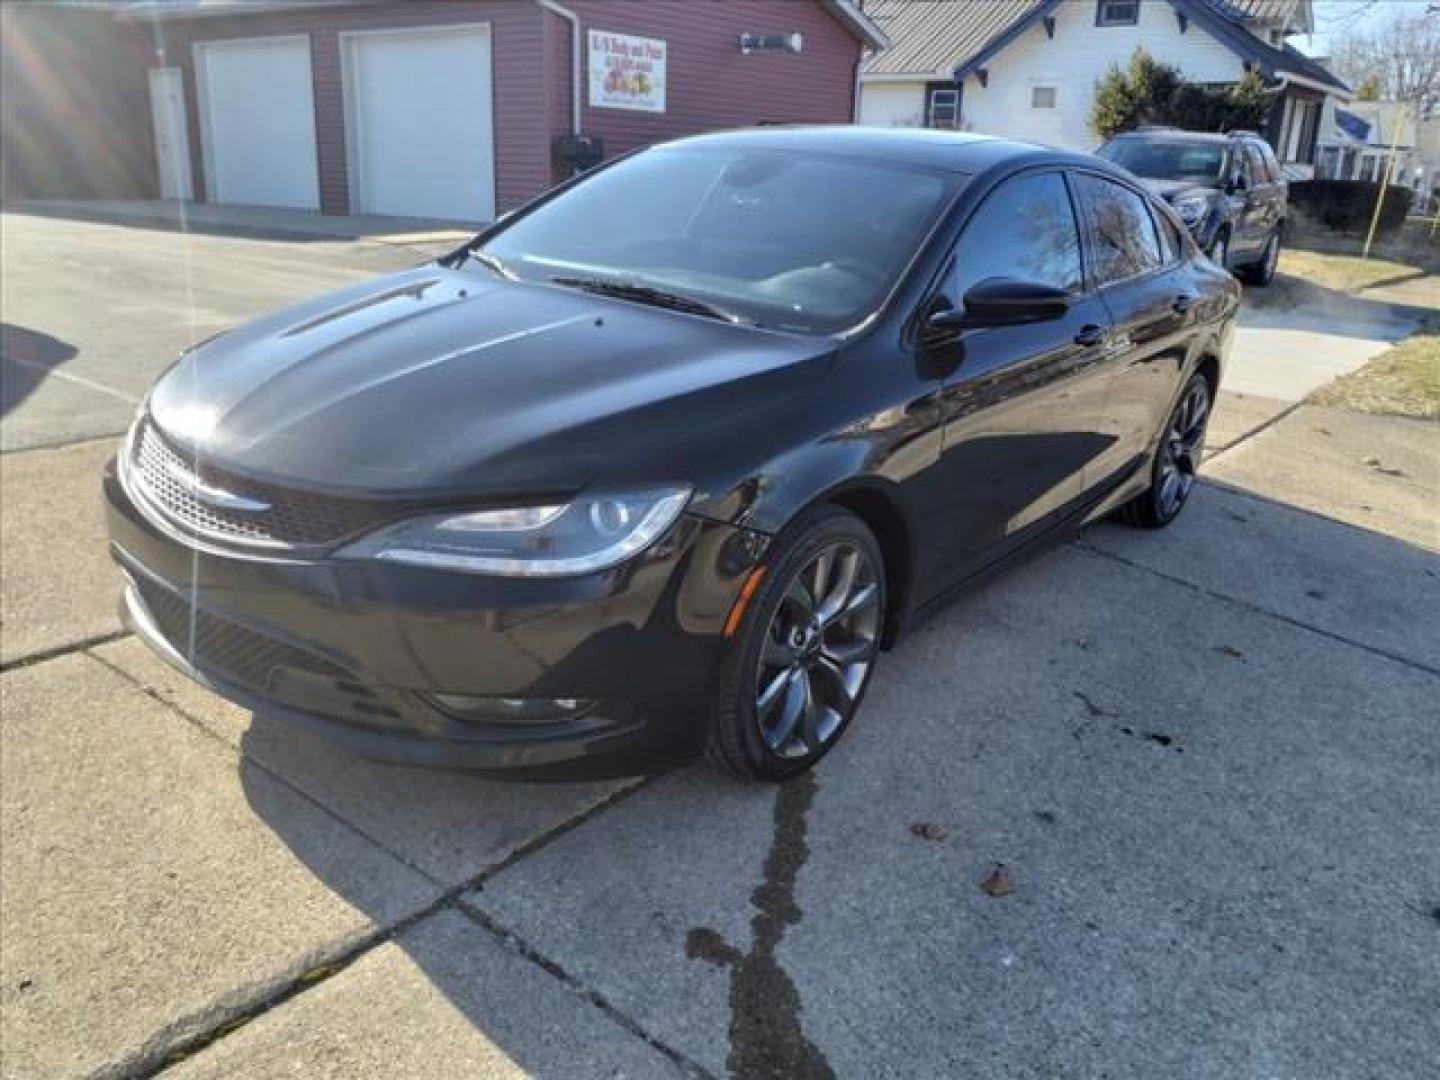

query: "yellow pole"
xmin=1363 ymin=101 xmax=1405 ymax=259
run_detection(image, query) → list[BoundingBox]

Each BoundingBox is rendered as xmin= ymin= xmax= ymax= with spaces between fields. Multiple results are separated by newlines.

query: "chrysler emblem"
xmin=161 ymin=458 xmax=271 ymax=512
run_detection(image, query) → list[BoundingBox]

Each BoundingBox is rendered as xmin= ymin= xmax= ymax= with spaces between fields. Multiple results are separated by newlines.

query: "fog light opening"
xmin=428 ymin=693 xmax=597 ymax=726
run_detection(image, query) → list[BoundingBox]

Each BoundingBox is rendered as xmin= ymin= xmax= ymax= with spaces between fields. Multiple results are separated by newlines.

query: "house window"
xmin=1031 ymin=86 xmax=1057 ymax=109
xmin=1359 ymin=155 xmax=1380 ymax=183
xmin=1096 ymin=0 xmax=1140 ymax=26
xmin=926 ymin=86 xmax=959 ymax=129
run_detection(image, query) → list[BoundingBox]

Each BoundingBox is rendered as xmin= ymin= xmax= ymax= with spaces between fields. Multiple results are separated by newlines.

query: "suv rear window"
xmin=1097 ymin=138 xmax=1226 ymax=185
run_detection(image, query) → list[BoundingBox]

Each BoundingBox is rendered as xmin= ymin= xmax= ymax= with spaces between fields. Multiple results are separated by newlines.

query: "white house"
xmin=1315 ymin=100 xmax=1425 ymax=190
xmin=858 ymin=0 xmax=1349 ymax=175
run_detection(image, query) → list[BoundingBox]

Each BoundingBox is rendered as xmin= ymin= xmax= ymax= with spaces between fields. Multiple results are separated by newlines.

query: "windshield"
xmin=1098 ymin=139 xmax=1227 ymax=185
xmin=479 ymin=146 xmax=965 ymax=333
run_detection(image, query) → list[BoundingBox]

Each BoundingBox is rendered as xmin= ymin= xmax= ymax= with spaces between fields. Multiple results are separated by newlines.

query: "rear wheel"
xmin=708 ymin=506 xmax=885 ymax=782
xmin=1117 ymin=372 xmax=1211 ymax=529
xmin=1240 ymin=230 xmax=1281 ymax=287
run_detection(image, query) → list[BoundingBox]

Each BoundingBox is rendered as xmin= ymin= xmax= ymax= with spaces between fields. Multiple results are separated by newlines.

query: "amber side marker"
xmin=722 ymin=566 xmax=768 ymax=638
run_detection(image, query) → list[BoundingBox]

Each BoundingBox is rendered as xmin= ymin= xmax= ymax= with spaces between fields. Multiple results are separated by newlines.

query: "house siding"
xmin=1 ymin=5 xmax=157 ymax=201
xmin=857 ymin=80 xmax=928 ymax=127
xmin=956 ymin=0 xmax=1244 ymax=150
xmin=134 ymin=0 xmax=862 ymax=218
xmin=137 ymin=1 xmax=547 ymax=214
xmin=559 ymin=0 xmax=861 ymax=168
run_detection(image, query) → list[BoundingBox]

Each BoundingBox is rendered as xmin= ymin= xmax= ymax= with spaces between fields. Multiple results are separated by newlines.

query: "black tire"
xmin=1240 ymin=230 xmax=1280 ymax=287
xmin=1117 ymin=371 xmax=1212 ymax=529
xmin=707 ymin=505 xmax=886 ymax=782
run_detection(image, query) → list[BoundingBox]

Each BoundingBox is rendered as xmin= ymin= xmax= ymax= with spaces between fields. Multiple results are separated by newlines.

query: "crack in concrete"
xmin=459 ymin=905 xmax=714 ymax=1080
xmin=76 ymin=646 xmax=661 ymax=1076
xmin=685 ymin=770 xmax=834 ymax=1080
xmin=1072 ymin=541 xmax=1440 ymax=679
xmin=1202 ymin=399 xmax=1306 ymax=462
xmin=0 ymin=629 xmax=132 ymax=674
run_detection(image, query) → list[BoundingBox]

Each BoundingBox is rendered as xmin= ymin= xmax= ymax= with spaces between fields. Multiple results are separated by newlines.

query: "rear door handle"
xmin=1074 ymin=324 xmax=1107 ymax=347
xmin=1172 ymin=294 xmax=1194 ymax=314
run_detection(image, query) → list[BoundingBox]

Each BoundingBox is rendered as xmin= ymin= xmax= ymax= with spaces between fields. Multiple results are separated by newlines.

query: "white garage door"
xmin=196 ymin=36 xmax=319 ymax=210
xmin=343 ymin=26 xmax=496 ymax=222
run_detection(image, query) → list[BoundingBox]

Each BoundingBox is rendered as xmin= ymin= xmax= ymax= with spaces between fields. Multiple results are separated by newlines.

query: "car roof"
xmin=654 ymin=125 xmax=1104 ymax=176
xmin=1108 ymin=129 xmax=1256 ymax=145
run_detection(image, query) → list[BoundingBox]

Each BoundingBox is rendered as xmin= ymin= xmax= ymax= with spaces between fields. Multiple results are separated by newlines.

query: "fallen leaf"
xmin=1217 ymin=645 xmax=1244 ymax=659
xmin=909 ymin=821 xmax=948 ymax=842
xmin=981 ymin=865 xmax=1011 ymax=897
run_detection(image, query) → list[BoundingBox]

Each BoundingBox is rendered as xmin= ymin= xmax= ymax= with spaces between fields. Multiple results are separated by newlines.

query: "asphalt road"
xmin=2 ymin=209 xmax=1436 ymax=1079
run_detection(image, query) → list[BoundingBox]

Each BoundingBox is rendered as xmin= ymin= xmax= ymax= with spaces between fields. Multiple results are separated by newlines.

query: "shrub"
xmin=1090 ymin=49 xmax=1277 ymax=141
xmin=1289 ymin=180 xmax=1416 ymax=236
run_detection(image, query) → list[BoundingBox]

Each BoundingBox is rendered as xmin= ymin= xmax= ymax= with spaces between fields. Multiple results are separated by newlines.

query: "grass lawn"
xmin=1309 ymin=326 xmax=1440 ymax=421
xmin=1276 ymin=249 xmax=1431 ymax=294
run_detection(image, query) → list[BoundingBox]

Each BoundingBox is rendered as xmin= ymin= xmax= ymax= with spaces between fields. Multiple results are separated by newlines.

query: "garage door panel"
xmin=345 ymin=27 xmax=495 ymax=222
xmin=198 ymin=36 xmax=319 ymax=210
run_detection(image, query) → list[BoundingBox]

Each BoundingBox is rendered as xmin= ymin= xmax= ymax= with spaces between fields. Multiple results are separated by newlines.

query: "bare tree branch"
xmin=1328 ymin=9 xmax=1440 ymax=113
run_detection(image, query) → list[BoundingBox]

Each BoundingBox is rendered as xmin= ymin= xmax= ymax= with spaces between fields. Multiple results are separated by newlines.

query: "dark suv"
xmin=1098 ymin=129 xmax=1285 ymax=286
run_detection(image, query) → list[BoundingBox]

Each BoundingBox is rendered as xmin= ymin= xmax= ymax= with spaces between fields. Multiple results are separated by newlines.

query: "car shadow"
xmin=1238 ymin=271 xmax=1435 ymax=342
xmin=232 ymin=471 xmax=1438 ymax=1074
xmin=1 ymin=324 xmax=79 ymax=419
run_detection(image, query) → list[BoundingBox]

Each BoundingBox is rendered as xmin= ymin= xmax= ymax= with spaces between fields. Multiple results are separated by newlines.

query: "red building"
xmin=19 ymin=0 xmax=882 ymax=222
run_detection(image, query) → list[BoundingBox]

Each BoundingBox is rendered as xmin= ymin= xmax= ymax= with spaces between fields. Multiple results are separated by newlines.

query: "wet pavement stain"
xmin=684 ymin=770 xmax=834 ymax=1080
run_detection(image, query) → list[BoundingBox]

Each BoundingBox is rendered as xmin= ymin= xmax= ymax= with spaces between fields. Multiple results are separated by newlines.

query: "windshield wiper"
xmin=550 ymin=276 xmax=748 ymax=324
xmin=459 ymin=250 xmax=512 ymax=278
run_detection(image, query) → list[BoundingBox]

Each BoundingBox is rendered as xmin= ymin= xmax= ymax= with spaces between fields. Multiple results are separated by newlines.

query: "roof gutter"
xmin=534 ymin=0 xmax=581 ymax=135
xmin=1274 ymin=70 xmax=1352 ymax=103
xmin=823 ymin=0 xmax=890 ymax=51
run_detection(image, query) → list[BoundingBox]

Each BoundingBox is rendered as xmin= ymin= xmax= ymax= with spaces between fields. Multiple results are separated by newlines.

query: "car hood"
xmin=1140 ymin=178 xmax=1220 ymax=202
xmin=148 ymin=265 xmax=833 ymax=501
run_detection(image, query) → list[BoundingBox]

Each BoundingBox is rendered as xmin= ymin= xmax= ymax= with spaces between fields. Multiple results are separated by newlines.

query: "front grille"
xmin=129 ymin=420 xmax=396 ymax=549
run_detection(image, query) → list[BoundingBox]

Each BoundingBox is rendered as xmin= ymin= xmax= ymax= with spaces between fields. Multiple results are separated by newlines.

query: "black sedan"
xmin=105 ymin=128 xmax=1239 ymax=782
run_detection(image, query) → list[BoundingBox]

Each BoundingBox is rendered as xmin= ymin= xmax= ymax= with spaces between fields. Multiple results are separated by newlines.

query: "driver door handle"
xmin=1074 ymin=324 xmax=1107 ymax=347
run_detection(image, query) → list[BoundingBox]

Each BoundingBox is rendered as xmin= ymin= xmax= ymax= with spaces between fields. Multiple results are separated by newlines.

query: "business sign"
xmin=588 ymin=31 xmax=666 ymax=113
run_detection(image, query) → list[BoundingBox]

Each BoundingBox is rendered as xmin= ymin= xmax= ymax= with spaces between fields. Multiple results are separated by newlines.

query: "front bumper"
xmin=103 ymin=459 xmax=765 ymax=779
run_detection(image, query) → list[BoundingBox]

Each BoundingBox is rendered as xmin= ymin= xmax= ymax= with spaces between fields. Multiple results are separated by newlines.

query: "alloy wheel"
xmin=1157 ymin=379 xmax=1210 ymax=518
xmin=754 ymin=542 xmax=881 ymax=759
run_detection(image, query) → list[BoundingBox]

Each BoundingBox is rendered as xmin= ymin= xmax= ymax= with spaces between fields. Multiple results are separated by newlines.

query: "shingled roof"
xmin=862 ymin=0 xmax=1342 ymax=96
xmin=861 ymin=0 xmax=1049 ymax=78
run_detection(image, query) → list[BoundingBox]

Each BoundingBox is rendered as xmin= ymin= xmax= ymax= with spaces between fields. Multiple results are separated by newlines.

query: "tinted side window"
xmin=1242 ymin=145 xmax=1266 ymax=185
xmin=1153 ymin=205 xmax=1185 ymax=264
xmin=952 ymin=172 xmax=1083 ymax=301
xmin=1074 ymin=174 xmax=1163 ymax=285
xmin=1255 ymin=141 xmax=1282 ymax=183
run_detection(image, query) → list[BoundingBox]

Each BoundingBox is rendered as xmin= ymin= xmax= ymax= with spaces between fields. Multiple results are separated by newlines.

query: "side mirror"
xmin=926 ymin=277 xmax=1074 ymax=333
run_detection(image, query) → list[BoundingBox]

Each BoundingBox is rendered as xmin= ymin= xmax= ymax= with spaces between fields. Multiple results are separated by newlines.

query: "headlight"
xmin=1172 ymin=195 xmax=1209 ymax=226
xmin=337 ymin=486 xmax=691 ymax=576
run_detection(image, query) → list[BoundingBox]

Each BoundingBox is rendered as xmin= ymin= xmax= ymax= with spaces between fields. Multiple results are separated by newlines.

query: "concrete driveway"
xmin=2 ymin=210 xmax=1436 ymax=1079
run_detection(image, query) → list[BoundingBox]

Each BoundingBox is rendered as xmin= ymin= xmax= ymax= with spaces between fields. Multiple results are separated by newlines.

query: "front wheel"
xmin=1240 ymin=230 xmax=1280 ymax=287
xmin=1117 ymin=372 xmax=1211 ymax=529
xmin=708 ymin=506 xmax=885 ymax=782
